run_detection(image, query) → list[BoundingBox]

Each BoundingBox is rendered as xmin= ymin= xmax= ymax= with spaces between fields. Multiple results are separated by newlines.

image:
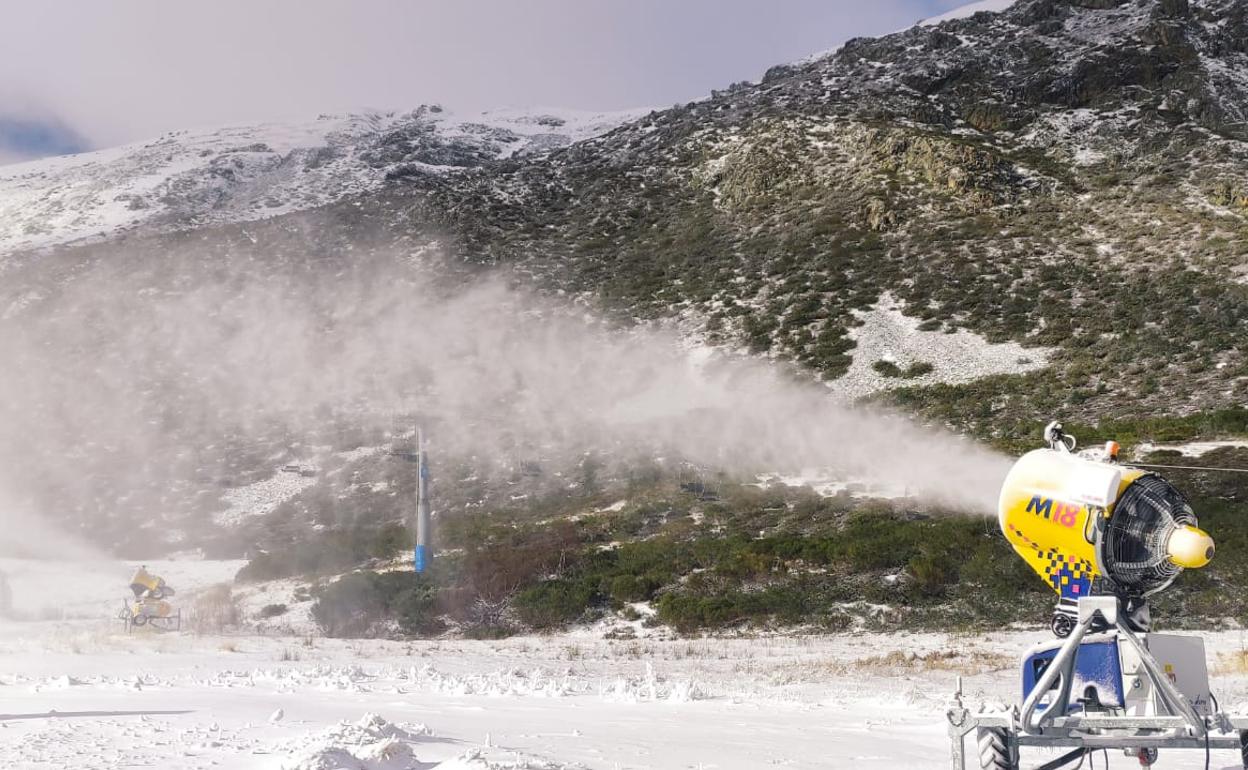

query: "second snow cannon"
xmin=998 ymin=422 xmax=1213 ymax=637
xmin=120 ymin=566 xmax=181 ymax=631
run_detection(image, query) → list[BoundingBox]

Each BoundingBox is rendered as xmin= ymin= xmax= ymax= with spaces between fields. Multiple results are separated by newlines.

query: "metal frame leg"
xmin=1115 ymin=619 xmax=1206 ymax=736
xmin=1021 ymin=609 xmax=1097 ymax=732
xmin=1021 ymin=596 xmax=1207 ymax=737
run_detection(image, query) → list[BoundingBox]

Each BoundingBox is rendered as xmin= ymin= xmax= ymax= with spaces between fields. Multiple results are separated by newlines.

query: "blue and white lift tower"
xmin=391 ymin=427 xmax=433 ymax=574
xmin=414 ymin=428 xmax=432 ymax=574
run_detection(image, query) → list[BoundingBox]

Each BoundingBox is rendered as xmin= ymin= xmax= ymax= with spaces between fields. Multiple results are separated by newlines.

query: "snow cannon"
xmin=998 ymin=423 xmax=1213 ymax=637
xmin=947 ymin=422 xmax=1248 ymax=770
xmin=129 ymin=565 xmax=175 ymax=600
xmin=121 ymin=566 xmax=181 ymax=631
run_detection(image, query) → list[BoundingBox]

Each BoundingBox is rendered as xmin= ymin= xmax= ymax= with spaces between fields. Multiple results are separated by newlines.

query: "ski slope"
xmin=2 ymin=561 xmax=1247 ymax=767
xmin=4 ymin=615 xmax=1248 ymax=768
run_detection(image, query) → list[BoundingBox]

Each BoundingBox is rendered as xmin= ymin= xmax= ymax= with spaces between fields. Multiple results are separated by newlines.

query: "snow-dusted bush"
xmin=187 ymin=583 xmax=241 ymax=634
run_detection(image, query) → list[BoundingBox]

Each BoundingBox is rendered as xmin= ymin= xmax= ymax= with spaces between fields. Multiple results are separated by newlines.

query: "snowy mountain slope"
xmin=412 ymin=0 xmax=1248 ymax=426
xmin=0 ymin=106 xmax=644 ymax=259
xmin=2 ymin=0 xmax=1248 ymax=563
xmin=920 ymin=0 xmax=1017 ymax=26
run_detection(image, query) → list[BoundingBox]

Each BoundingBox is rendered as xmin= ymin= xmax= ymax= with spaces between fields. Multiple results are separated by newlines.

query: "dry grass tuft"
xmin=187 ymin=584 xmax=241 ymax=635
xmin=818 ymin=648 xmax=1014 ymax=678
xmin=1213 ymin=649 xmax=1248 ymax=675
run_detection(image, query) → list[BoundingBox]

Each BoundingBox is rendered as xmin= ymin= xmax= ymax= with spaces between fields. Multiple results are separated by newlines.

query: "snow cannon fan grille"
xmin=1102 ymin=474 xmax=1196 ymax=596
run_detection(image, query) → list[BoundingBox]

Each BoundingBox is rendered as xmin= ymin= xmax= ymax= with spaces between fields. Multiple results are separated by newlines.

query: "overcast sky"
xmin=0 ymin=0 xmax=969 ymax=158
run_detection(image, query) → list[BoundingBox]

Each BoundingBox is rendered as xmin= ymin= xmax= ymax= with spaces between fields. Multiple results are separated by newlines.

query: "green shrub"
xmin=873 ymin=360 xmax=934 ymax=379
xmin=262 ymin=435 xmax=1248 ymax=638
xmin=872 ymin=360 xmax=903 ymax=377
xmin=259 ymin=603 xmax=288 ymax=618
xmin=312 ymin=571 xmax=442 ymax=638
xmin=371 ymin=522 xmax=412 ymax=560
xmin=514 ymin=579 xmax=601 ymax=629
xmin=656 ymin=585 xmax=809 ymax=633
xmin=235 ymin=552 xmax=285 ymax=583
xmin=236 ymin=523 xmax=409 ymax=583
xmin=908 ymin=551 xmax=956 ymax=596
xmin=609 ymin=574 xmax=657 ymax=603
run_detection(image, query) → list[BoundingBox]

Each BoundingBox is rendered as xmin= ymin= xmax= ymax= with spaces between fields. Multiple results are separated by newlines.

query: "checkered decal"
xmin=1009 ymin=523 xmax=1040 ymax=550
xmin=1042 ymin=549 xmax=1094 ymax=598
xmin=1009 ymin=524 xmax=1094 ymax=598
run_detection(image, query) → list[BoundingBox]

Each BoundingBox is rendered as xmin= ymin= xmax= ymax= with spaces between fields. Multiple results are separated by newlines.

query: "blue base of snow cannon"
xmin=1022 ymin=635 xmax=1125 ymax=713
xmin=414 ymin=545 xmax=430 ymax=574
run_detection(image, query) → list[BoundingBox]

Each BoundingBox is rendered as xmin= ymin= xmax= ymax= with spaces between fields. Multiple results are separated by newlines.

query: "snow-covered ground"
xmin=0 ymin=560 xmax=1245 ymax=768
xmin=829 ymin=293 xmax=1049 ymax=401
xmin=1133 ymin=440 xmax=1248 ymax=459
xmin=214 ymin=443 xmax=396 ymax=527
xmin=215 ymin=471 xmax=321 ymax=528
xmin=4 ymin=619 xmax=1248 ymax=769
xmin=755 ymin=470 xmax=912 ymax=501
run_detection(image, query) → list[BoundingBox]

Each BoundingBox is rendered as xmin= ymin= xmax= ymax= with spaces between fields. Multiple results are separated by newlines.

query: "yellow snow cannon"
xmin=120 ymin=595 xmax=181 ymax=631
xmin=129 ymin=565 xmax=174 ymax=600
xmin=122 ymin=566 xmax=181 ymax=631
xmin=947 ymin=422 xmax=1243 ymax=770
xmin=999 ymin=422 xmax=1213 ymax=637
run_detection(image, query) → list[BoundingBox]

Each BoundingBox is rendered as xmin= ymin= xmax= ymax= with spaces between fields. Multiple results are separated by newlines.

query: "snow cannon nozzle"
xmin=1167 ymin=524 xmax=1214 ymax=569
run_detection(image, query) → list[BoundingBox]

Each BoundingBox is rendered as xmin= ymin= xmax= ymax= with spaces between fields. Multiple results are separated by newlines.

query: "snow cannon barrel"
xmin=998 ymin=449 xmax=1213 ymax=603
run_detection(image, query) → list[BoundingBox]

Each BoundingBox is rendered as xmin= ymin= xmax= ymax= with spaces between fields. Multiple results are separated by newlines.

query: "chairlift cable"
xmin=1131 ymin=462 xmax=1248 ymax=475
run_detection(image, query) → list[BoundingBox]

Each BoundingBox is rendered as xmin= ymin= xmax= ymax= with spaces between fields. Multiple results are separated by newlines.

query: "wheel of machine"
xmin=1136 ymin=748 xmax=1158 ymax=767
xmin=1239 ymin=729 xmax=1248 ymax=769
xmin=1051 ymin=613 xmax=1075 ymax=638
xmin=976 ymin=727 xmax=1017 ymax=770
xmin=131 ymin=614 xmax=148 ymax=626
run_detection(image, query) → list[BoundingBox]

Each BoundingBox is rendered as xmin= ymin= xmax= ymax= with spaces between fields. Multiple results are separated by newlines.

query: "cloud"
xmin=0 ymin=0 xmax=970 ymax=150
xmin=0 ymin=114 xmax=90 ymax=165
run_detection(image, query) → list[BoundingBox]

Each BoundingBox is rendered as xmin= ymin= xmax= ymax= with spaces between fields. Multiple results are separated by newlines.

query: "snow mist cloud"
xmin=0 ymin=252 xmax=1010 ymax=556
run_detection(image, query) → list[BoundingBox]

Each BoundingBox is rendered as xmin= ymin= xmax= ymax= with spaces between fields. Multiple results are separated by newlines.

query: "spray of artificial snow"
xmin=0 ymin=490 xmax=103 ymax=561
xmin=0 ymin=253 xmax=1010 ymax=555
